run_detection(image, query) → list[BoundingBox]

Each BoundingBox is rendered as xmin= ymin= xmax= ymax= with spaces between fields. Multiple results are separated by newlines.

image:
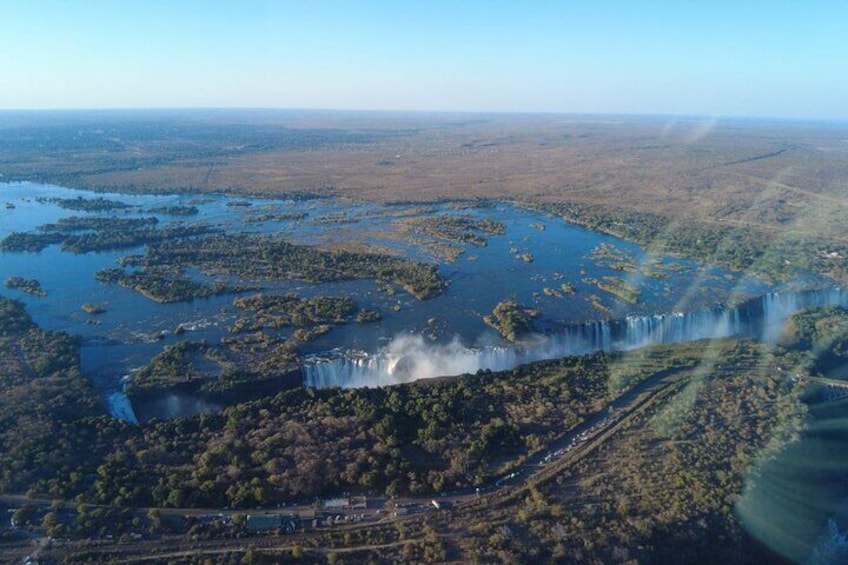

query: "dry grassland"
xmin=3 ymin=111 xmax=847 ymax=241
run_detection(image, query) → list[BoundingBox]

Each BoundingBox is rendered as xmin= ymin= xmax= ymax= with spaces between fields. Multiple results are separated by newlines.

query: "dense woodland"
xmin=483 ymin=299 xmax=539 ymax=342
xmin=401 ymin=214 xmax=506 ymax=248
xmin=780 ymin=305 xmax=848 ymax=379
xmin=134 ymin=233 xmax=447 ymax=300
xmin=4 ymin=276 xmax=47 ymax=297
xmin=240 ymin=340 xmax=815 ymax=564
xmin=0 ymin=296 xmax=783 ymax=507
xmin=523 ymin=201 xmax=848 ymax=284
xmin=38 ymin=196 xmax=132 ymax=212
xmin=94 ymin=267 xmax=246 ymax=303
xmin=0 ymin=217 xmax=213 ymax=254
xmin=231 ymin=294 xmax=360 ymax=331
xmin=442 ymin=342 xmax=806 ymax=564
xmin=0 ymin=298 xmax=111 ymax=498
xmin=2 ymin=296 xmax=848 ymax=562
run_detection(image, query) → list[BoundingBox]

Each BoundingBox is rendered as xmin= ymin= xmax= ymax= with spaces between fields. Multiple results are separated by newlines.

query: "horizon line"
xmin=0 ymin=106 xmax=844 ymax=125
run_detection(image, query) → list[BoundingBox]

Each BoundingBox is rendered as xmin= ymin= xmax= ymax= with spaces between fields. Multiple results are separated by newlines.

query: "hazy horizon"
xmin=1 ymin=106 xmax=845 ymax=127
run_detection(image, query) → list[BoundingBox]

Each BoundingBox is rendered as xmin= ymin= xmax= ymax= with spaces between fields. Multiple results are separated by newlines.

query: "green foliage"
xmin=484 ymin=299 xmax=538 ymax=342
xmin=39 ymin=215 xmax=159 ymax=232
xmin=0 ymin=231 xmax=64 ymax=252
xmin=524 ymin=201 xmax=848 ymax=283
xmin=2 ymin=212 xmax=211 ymax=254
xmin=781 ymin=305 xmax=848 ymax=378
xmin=0 ymin=297 xmax=34 ymax=335
xmin=95 ymin=267 xmax=247 ymax=303
xmin=24 ymin=349 xmax=612 ymax=509
xmin=463 ymin=343 xmax=806 ymax=565
xmin=81 ymin=302 xmax=106 ymax=315
xmin=651 ymin=375 xmax=706 ymax=438
xmin=39 ymin=196 xmax=131 ymax=211
xmin=232 ymin=293 xmax=358 ymax=331
xmin=404 ymin=214 xmax=506 ymax=248
xmin=0 ymin=298 xmax=815 ymax=565
xmin=5 ymin=276 xmax=47 ymax=297
xmin=147 ymin=205 xmax=199 ymax=216
xmin=140 ymin=233 xmax=447 ymax=300
xmin=61 ymin=224 xmax=213 ymax=254
xmin=587 ymin=275 xmax=640 ymax=304
xmin=0 ymin=298 xmax=109 ymax=497
xmin=355 ymin=308 xmax=382 ymax=323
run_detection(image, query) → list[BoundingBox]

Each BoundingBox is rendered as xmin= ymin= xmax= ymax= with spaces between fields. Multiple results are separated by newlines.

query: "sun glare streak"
xmin=683 ymin=116 xmax=720 ymax=144
xmin=659 ymin=118 xmax=678 ymax=138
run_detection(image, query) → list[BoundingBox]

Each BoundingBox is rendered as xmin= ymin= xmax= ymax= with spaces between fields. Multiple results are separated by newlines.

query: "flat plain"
xmin=3 ymin=110 xmax=847 ymax=238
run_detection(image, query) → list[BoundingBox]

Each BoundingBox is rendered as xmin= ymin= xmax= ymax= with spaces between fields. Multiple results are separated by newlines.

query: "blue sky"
xmin=0 ymin=0 xmax=846 ymax=119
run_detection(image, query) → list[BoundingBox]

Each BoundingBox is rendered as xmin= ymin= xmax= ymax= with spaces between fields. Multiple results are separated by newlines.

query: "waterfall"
xmin=303 ymin=288 xmax=848 ymax=389
xmin=107 ymin=374 xmax=139 ymax=424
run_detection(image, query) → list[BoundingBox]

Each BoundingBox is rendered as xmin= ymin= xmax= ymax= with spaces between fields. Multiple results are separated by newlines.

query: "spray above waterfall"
xmin=304 ymin=288 xmax=848 ymax=388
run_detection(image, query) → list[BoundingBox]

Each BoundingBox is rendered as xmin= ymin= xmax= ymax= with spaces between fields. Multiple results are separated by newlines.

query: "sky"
xmin=0 ymin=0 xmax=846 ymax=120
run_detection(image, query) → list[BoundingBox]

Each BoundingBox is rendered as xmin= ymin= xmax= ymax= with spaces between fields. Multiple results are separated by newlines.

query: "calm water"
xmin=0 ymin=181 xmax=772 ymax=396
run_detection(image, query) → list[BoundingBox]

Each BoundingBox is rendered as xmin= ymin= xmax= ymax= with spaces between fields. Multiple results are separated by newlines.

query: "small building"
xmin=323 ymin=497 xmax=349 ymax=509
xmin=246 ymin=514 xmax=281 ymax=532
xmin=246 ymin=513 xmax=299 ymax=532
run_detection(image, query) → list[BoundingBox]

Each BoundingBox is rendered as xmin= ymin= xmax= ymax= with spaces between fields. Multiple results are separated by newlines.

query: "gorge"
xmin=303 ymin=288 xmax=848 ymax=388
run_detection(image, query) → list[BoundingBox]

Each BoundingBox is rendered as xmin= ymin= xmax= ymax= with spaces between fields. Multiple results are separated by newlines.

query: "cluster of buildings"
xmin=244 ymin=496 xmax=370 ymax=533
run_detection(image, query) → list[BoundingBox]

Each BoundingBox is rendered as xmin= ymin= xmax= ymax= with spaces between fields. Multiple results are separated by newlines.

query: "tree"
xmin=41 ymin=511 xmax=58 ymax=532
xmin=147 ymin=508 xmax=163 ymax=533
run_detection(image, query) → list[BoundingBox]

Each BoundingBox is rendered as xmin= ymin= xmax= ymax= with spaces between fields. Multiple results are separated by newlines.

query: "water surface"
xmin=1 ymin=181 xmax=775 ymax=405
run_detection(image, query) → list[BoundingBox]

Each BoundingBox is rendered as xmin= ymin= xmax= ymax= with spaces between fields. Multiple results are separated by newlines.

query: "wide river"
xmin=0 ymin=181 xmax=792 ymax=410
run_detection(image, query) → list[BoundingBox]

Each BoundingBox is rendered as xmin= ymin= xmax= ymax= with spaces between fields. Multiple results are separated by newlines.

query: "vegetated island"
xmin=4 ymin=276 xmax=47 ymax=297
xmin=36 ymin=195 xmax=132 ymax=211
xmin=484 ymin=299 xmax=539 ymax=342
xmin=230 ymin=293 xmax=382 ymax=351
xmin=38 ymin=215 xmax=159 ymax=232
xmin=243 ymin=211 xmax=308 ymax=223
xmin=127 ymin=233 xmax=447 ymax=300
xmin=542 ymin=283 xmax=576 ymax=299
xmin=60 ymin=224 xmax=215 ymax=254
xmin=401 ymin=214 xmax=506 ymax=248
xmin=230 ymin=293 xmax=370 ymax=333
xmin=1 ymin=216 xmax=214 ymax=254
xmin=510 ymin=246 xmax=535 ymax=263
xmin=392 ymin=213 xmax=507 ymax=262
xmin=586 ymin=275 xmax=641 ymax=304
xmin=80 ymin=302 xmax=106 ymax=315
xmin=94 ymin=267 xmax=251 ymax=303
xmin=0 ymin=232 xmax=64 ymax=253
xmin=146 ymin=205 xmax=199 ymax=216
